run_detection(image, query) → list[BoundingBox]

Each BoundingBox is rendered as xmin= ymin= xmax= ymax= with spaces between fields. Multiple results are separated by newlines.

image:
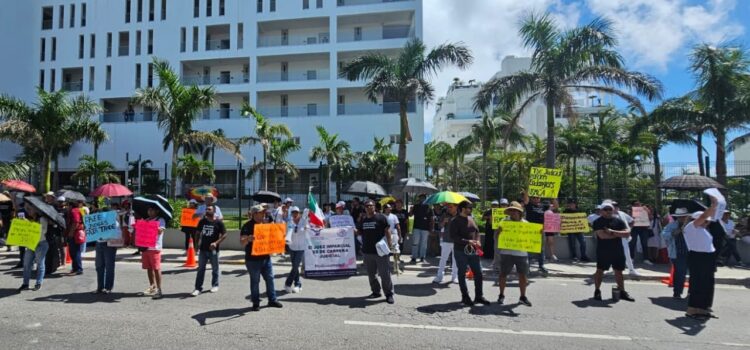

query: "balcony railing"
xmin=257 ymin=69 xmax=330 ymax=83
xmin=257 ymin=33 xmax=330 ymax=47
xmin=182 ymin=74 xmax=250 ymax=86
xmin=337 ymin=0 xmax=412 ymax=5
xmin=337 ymin=101 xmax=415 ymax=115
xmin=338 ymin=27 xmax=413 ymax=42
xmin=206 ymin=39 xmax=230 ymax=51
xmin=257 ymin=104 xmax=330 ymax=118
xmin=198 ymin=108 xmax=243 ymax=120
xmin=61 ymin=81 xmax=83 ymax=92
xmin=42 ymin=19 xmax=53 ymax=30
xmin=100 ymin=112 xmax=156 ymax=123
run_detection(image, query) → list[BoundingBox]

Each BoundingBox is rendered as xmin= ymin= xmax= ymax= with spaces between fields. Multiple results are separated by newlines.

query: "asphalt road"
xmin=0 ymin=258 xmax=748 ymax=350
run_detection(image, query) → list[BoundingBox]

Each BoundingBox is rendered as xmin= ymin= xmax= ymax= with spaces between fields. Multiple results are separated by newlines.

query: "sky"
xmin=421 ymin=0 xmax=750 ymax=165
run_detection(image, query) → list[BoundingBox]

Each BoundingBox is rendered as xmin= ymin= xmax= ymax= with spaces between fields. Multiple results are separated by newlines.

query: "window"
xmin=257 ymin=0 xmax=262 ymax=13
xmin=90 ymin=34 xmax=95 ymax=58
xmin=106 ymin=65 xmax=112 ymax=90
xmin=161 ymin=0 xmax=166 ymax=20
xmin=206 ymin=0 xmax=212 ymax=16
xmin=219 ymin=0 xmax=225 ymax=15
xmin=58 ymin=5 xmax=64 ymax=29
xmin=136 ymin=31 xmax=142 ymax=55
xmin=303 ymin=0 xmax=309 ymax=9
xmin=354 ymin=27 xmax=362 ymax=41
xmin=51 ymin=38 xmax=57 ymax=61
xmin=147 ymin=63 xmax=154 ymax=87
xmin=118 ymin=31 xmax=129 ymax=56
xmin=39 ymin=70 xmax=45 ymax=89
xmin=42 ymin=7 xmax=53 ymax=30
xmin=70 ymin=4 xmax=75 ymax=28
xmin=78 ymin=35 xmax=84 ymax=59
xmin=389 ymin=134 xmax=399 ymax=144
xmin=192 ymin=27 xmax=198 ymax=51
xmin=147 ymin=30 xmax=154 ymax=54
xmin=106 ymin=33 xmax=112 ymax=57
xmin=40 ymin=38 xmax=45 ymax=61
xmin=137 ymin=0 xmax=143 ymax=22
xmin=194 ymin=0 xmax=199 ymax=17
xmin=270 ymin=0 xmax=275 ymax=11
xmin=180 ymin=27 xmax=186 ymax=52
xmin=81 ymin=3 xmax=87 ymax=27
xmin=316 ymin=0 xmax=322 ymax=8
xmin=237 ymin=23 xmax=243 ymax=49
xmin=50 ymin=69 xmax=56 ymax=91
xmin=149 ymin=0 xmax=155 ymax=21
xmin=89 ymin=67 xmax=95 ymax=91
xmin=125 ymin=0 xmax=132 ymax=22
xmin=135 ymin=63 xmax=142 ymax=88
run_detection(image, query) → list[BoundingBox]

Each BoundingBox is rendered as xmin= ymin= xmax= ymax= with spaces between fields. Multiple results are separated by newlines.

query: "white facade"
xmin=0 ymin=0 xmax=424 ymax=194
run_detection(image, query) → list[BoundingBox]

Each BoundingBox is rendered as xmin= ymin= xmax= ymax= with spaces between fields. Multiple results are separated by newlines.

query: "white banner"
xmin=304 ymin=227 xmax=357 ymax=277
xmin=328 ymin=214 xmax=355 ymax=228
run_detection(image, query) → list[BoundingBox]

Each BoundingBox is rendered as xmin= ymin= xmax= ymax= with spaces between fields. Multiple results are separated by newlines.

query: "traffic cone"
xmin=65 ymin=246 xmax=72 ymax=265
xmin=183 ymin=238 xmax=197 ymax=268
xmin=466 ymin=267 xmax=474 ymax=280
xmin=660 ymin=264 xmax=674 ymax=286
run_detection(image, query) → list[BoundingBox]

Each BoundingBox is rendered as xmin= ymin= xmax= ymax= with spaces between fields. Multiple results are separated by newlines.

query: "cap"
xmin=204 ymin=193 xmax=214 ymax=198
xmin=384 ymin=203 xmax=392 ymax=209
xmin=364 ymin=199 xmax=375 ymax=206
xmin=44 ymin=191 xmax=55 ymax=197
xmin=250 ymin=204 xmax=266 ymax=213
xmin=600 ymin=203 xmax=614 ymax=210
xmin=56 ymin=196 xmax=66 ymax=202
xmin=491 ymin=200 xmax=500 ymax=205
xmin=188 ymin=199 xmax=198 ymax=204
xmin=290 ymin=206 xmax=300 ymax=213
xmin=336 ymin=201 xmax=346 ymax=208
xmin=284 ymin=197 xmax=294 ymax=203
xmin=500 ymin=198 xmax=509 ymax=205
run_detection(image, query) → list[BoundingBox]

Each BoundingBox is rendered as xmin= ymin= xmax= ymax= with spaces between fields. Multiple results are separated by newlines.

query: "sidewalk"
xmin=2 ymin=248 xmax=748 ymax=286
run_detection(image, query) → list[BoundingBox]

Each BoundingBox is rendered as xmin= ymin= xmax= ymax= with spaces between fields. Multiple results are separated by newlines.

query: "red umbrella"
xmin=1 ymin=179 xmax=36 ymax=193
xmin=91 ymin=183 xmax=133 ymax=197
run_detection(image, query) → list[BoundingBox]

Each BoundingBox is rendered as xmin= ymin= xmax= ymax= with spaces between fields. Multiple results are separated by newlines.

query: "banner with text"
xmin=134 ymin=220 xmax=159 ymax=248
xmin=560 ymin=213 xmax=590 ymax=234
xmin=497 ymin=221 xmax=543 ymax=253
xmin=543 ymin=211 xmax=561 ymax=232
xmin=528 ymin=167 xmax=562 ymax=198
xmin=304 ymin=227 xmax=357 ymax=277
xmin=329 ymin=215 xmax=355 ymax=228
xmin=6 ymin=219 xmax=41 ymax=250
xmin=180 ymin=208 xmax=200 ymax=228
xmin=632 ymin=207 xmax=650 ymax=227
xmin=84 ymin=211 xmax=121 ymax=242
xmin=491 ymin=208 xmax=506 ymax=230
xmin=251 ymin=223 xmax=287 ymax=256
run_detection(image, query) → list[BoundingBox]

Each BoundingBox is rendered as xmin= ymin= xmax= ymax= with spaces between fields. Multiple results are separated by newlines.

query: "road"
xmin=0 ymin=257 xmax=748 ymax=350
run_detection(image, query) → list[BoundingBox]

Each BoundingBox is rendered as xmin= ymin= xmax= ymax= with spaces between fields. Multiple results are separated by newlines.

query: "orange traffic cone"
xmin=660 ymin=264 xmax=674 ymax=286
xmin=65 ymin=246 xmax=72 ymax=265
xmin=466 ymin=267 xmax=474 ymax=280
xmin=183 ymin=238 xmax=197 ymax=268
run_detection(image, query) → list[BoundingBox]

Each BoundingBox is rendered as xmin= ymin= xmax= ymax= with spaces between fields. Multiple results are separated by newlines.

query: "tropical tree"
xmin=0 ymin=160 xmax=33 ymax=181
xmin=424 ymin=140 xmax=451 ymax=188
xmin=72 ymin=155 xmax=120 ymax=187
xmin=176 ymin=154 xmax=215 ymax=185
xmin=649 ymin=96 xmax=711 ymax=175
xmin=474 ymin=13 xmax=662 ymax=168
xmin=133 ymin=57 xmax=240 ymax=197
xmin=239 ymin=104 xmax=293 ymax=191
xmin=0 ymin=88 xmax=103 ymax=192
xmin=556 ymin=122 xmax=602 ymax=200
xmin=353 ymin=138 xmax=399 ymax=184
xmin=267 ymin=138 xmax=301 ymax=193
xmin=340 ymin=38 xmax=473 ymax=183
xmin=310 ymin=125 xmax=352 ymax=201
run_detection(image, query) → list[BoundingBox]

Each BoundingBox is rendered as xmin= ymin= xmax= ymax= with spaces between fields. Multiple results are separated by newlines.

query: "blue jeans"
xmin=411 ymin=229 xmax=429 ymax=259
xmin=671 ymin=256 xmax=688 ymax=297
xmin=23 ymin=240 xmax=49 ymax=286
xmin=285 ymin=250 xmax=303 ymax=288
xmin=95 ymin=243 xmax=118 ymax=291
xmin=453 ymin=246 xmax=483 ymax=298
xmin=567 ymin=233 xmax=588 ymax=259
xmin=195 ymin=250 xmax=220 ymax=291
xmin=245 ymin=258 xmax=277 ymax=305
xmin=67 ymin=238 xmax=84 ymax=273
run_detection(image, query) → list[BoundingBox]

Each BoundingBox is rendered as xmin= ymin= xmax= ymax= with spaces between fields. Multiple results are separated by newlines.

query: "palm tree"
xmin=354 ymin=138 xmax=398 ymax=184
xmin=310 ymin=125 xmax=352 ymax=201
xmin=556 ymin=123 xmax=602 ymax=200
xmin=0 ymin=160 xmax=33 ymax=181
xmin=424 ymin=141 xmax=451 ymax=188
xmin=340 ymin=38 xmax=473 ymax=183
xmin=176 ymin=154 xmax=215 ymax=185
xmin=133 ymin=57 xmax=240 ymax=198
xmin=0 ymin=88 xmax=103 ymax=192
xmin=239 ymin=104 xmax=293 ymax=191
xmin=649 ymin=96 xmax=711 ymax=175
xmin=72 ymin=155 xmax=120 ymax=186
xmin=474 ymin=13 xmax=663 ymax=168
xmin=267 ymin=138 xmax=301 ymax=193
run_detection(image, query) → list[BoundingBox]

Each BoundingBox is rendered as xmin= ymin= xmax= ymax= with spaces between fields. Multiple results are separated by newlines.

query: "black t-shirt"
xmin=350 ymin=205 xmax=365 ymax=224
xmin=525 ymin=203 xmax=548 ymax=224
xmin=450 ymin=215 xmax=477 ymax=248
xmin=411 ymin=204 xmax=432 ymax=230
xmin=592 ymin=216 xmax=627 ymax=254
xmin=356 ymin=213 xmax=388 ymax=254
xmin=0 ymin=202 xmax=12 ymax=221
xmin=240 ymin=219 xmax=268 ymax=261
xmin=197 ymin=218 xmax=226 ymax=251
xmin=483 ymin=209 xmax=493 ymax=234
xmin=392 ymin=208 xmax=408 ymax=234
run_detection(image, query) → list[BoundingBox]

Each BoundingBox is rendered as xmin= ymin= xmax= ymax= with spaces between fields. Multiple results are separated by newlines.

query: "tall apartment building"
xmin=0 ymin=0 xmax=424 ymax=197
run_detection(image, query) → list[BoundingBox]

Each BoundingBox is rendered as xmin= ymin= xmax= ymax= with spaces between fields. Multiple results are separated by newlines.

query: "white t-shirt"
xmin=722 ymin=219 xmax=736 ymax=239
xmin=683 ymin=221 xmax=715 ymax=253
xmin=386 ymin=213 xmax=399 ymax=235
xmin=195 ymin=204 xmax=223 ymax=221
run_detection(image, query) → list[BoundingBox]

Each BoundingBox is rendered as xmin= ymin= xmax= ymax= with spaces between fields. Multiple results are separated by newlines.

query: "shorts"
xmin=141 ymin=250 xmax=162 ymax=270
xmin=545 ymin=232 xmax=556 ymax=237
xmin=500 ymin=254 xmax=529 ymax=276
xmin=596 ymin=250 xmax=625 ymax=271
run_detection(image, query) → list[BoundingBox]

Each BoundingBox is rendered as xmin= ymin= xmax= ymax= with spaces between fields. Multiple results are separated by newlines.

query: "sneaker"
xmin=284 ymin=285 xmax=294 ymax=293
xmin=191 ymin=290 xmax=200 ymax=297
xmin=152 ymin=289 xmax=163 ymax=299
xmin=474 ymin=296 xmax=490 ymax=305
xmin=251 ymin=303 xmax=260 ymax=311
xmin=419 ymin=258 xmax=425 ymax=263
xmin=594 ymin=289 xmax=602 ymax=301
xmin=644 ymin=260 xmax=654 ymax=266
xmin=519 ymin=296 xmax=532 ymax=307
xmin=141 ymin=286 xmax=156 ymax=296
xmin=431 ymin=279 xmax=441 ymax=284
xmin=385 ymin=295 xmax=395 ymax=304
xmin=210 ymin=287 xmax=219 ymax=293
xmin=292 ymin=286 xmax=301 ymax=293
xmin=132 ymin=250 xmax=141 ymax=256
xmin=572 ymin=257 xmax=580 ymax=262
xmin=92 ymin=289 xmax=103 ymax=294
xmin=450 ymin=279 xmax=459 ymax=284
xmin=268 ymin=301 xmax=283 ymax=308
xmin=409 ymin=258 xmax=417 ymax=264
xmin=581 ymin=257 xmax=591 ymax=262
xmin=32 ymin=284 xmax=41 ymax=291
xmin=461 ymin=295 xmax=474 ymax=306
xmin=629 ymin=269 xmax=642 ymax=277
xmin=102 ymin=289 xmax=111 ymax=295
xmin=18 ymin=284 xmax=29 ymax=291
xmin=672 ymin=293 xmax=683 ymax=300
xmin=538 ymin=267 xmax=549 ymax=275
xmin=620 ymin=290 xmax=635 ymax=302
xmin=366 ymin=292 xmax=382 ymax=299
xmin=551 ymin=255 xmax=559 ymax=262
xmin=497 ymin=294 xmax=505 ymax=305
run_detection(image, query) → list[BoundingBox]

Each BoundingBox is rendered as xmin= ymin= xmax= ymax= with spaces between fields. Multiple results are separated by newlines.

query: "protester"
xmin=496 ymin=201 xmax=533 ymax=306
xmin=357 ymin=199 xmax=394 ymax=304
xmin=629 ymin=201 xmax=653 ymax=265
xmin=322 ymin=203 xmax=332 ymax=224
xmin=564 ymin=199 xmax=590 ymax=262
xmin=19 ymin=206 xmax=49 ymax=291
xmin=241 ymin=205 xmax=283 ymax=311
xmin=392 ymin=199 xmax=408 ymax=254
xmin=481 ymin=200 xmax=500 ymax=260
xmin=383 ymin=203 xmax=403 ymax=270
xmin=0 ymin=191 xmax=13 ymax=250
xmin=66 ymin=200 xmax=86 ymax=276
xmin=684 ymin=195 xmax=720 ymax=319
xmin=646 ymin=205 xmax=665 ymax=263
xmin=284 ymin=206 xmax=307 ymax=294
xmin=592 ymin=202 xmax=635 ymax=302
xmin=451 ymin=200 xmax=489 ymax=306
xmin=191 ymin=204 xmax=227 ymax=296
xmin=661 ymin=208 xmax=691 ymax=299
xmin=94 ymin=208 xmax=121 ymax=294
xmin=543 ymin=203 xmax=560 ymax=262
xmin=141 ymin=206 xmax=166 ymax=299
xmin=610 ymin=201 xmax=640 ymax=276
xmin=181 ymin=199 xmax=199 ymax=252
xmin=45 ymin=196 xmax=67 ymax=275
xmin=433 ymin=203 xmax=458 ymax=284
xmin=522 ymin=191 xmax=549 ymax=274
xmin=719 ymin=210 xmax=744 ymax=266
xmin=273 ymin=198 xmax=293 ymax=224
xmin=409 ymin=193 xmax=432 ymax=264
xmin=194 ymin=194 xmax=223 ymax=221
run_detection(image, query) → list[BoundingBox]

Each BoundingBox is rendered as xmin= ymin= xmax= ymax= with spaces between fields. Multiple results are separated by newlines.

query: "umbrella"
xmin=56 ymin=189 xmax=86 ymax=202
xmin=459 ymin=192 xmax=481 ymax=203
xmin=23 ymin=196 xmax=66 ymax=228
xmin=667 ymin=199 xmax=706 ymax=215
xmin=252 ymin=190 xmax=281 ymax=203
xmin=90 ymin=183 xmax=133 ymax=197
xmin=423 ymin=191 xmax=469 ymax=205
xmin=379 ymin=196 xmax=397 ymax=206
xmin=187 ymin=185 xmax=219 ymax=201
xmin=0 ymin=193 xmax=11 ymax=202
xmin=133 ymin=195 xmax=173 ymax=220
xmin=659 ymin=175 xmax=726 ymax=190
xmin=399 ymin=178 xmax=438 ymax=195
xmin=346 ymin=181 xmax=387 ymax=197
xmin=1 ymin=179 xmax=36 ymax=193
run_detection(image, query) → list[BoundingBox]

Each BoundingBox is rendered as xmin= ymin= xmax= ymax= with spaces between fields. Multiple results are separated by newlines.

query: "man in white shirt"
xmin=719 ymin=210 xmax=743 ymax=266
xmin=273 ymin=198 xmax=293 ymax=224
xmin=194 ymin=194 xmax=223 ymax=221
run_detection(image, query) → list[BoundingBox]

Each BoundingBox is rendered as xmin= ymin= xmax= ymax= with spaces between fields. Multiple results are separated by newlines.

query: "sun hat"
xmin=56 ymin=196 xmax=66 ymax=202
xmin=336 ymin=201 xmax=346 ymax=208
xmin=504 ymin=201 xmax=524 ymax=215
xmin=250 ymin=204 xmax=266 ymax=213
xmin=672 ymin=208 xmax=690 ymax=217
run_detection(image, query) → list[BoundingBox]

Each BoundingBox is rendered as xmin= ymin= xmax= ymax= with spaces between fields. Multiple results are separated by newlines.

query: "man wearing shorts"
xmin=141 ymin=206 xmax=166 ymax=299
xmin=496 ymin=201 xmax=533 ymax=306
xmin=592 ymin=202 xmax=635 ymax=302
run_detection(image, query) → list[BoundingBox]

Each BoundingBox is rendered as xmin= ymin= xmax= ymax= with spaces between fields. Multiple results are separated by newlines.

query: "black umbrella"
xmin=252 ymin=190 xmax=281 ymax=203
xmin=56 ymin=189 xmax=86 ymax=202
xmin=399 ymin=178 xmax=438 ymax=195
xmin=133 ymin=195 xmax=173 ymax=220
xmin=659 ymin=175 xmax=726 ymax=190
xmin=346 ymin=181 xmax=387 ymax=197
xmin=459 ymin=192 xmax=481 ymax=203
xmin=23 ymin=196 xmax=66 ymax=228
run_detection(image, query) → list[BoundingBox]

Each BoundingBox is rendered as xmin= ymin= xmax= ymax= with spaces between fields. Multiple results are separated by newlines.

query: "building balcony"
xmin=199 ymin=108 xmax=243 ymax=120
xmin=337 ymin=101 xmax=415 ymax=115
xmin=182 ymin=73 xmax=249 ymax=86
xmin=61 ymin=81 xmax=83 ymax=92
xmin=206 ymin=39 xmax=231 ymax=51
xmin=257 ymin=33 xmax=330 ymax=48
xmin=337 ymin=0 xmax=413 ymax=6
xmin=257 ymin=104 xmax=330 ymax=118
xmin=257 ymin=69 xmax=330 ymax=83
xmin=100 ymin=112 xmax=155 ymax=123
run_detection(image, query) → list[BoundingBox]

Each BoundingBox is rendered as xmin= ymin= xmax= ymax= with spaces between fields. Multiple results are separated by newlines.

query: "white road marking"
xmin=25 ymin=323 xmax=41 ymax=328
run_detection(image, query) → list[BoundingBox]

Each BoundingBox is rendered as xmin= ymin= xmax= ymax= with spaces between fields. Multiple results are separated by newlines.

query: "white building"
xmin=0 ymin=0 xmax=424 ymax=198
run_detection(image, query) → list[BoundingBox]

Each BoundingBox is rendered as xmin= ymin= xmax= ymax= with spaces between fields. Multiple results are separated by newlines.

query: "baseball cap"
xmin=188 ymin=199 xmax=198 ymax=204
xmin=290 ymin=206 xmax=300 ymax=213
xmin=56 ymin=196 xmax=66 ymax=202
xmin=44 ymin=191 xmax=55 ymax=197
xmin=336 ymin=201 xmax=346 ymax=208
xmin=284 ymin=197 xmax=294 ymax=203
xmin=250 ymin=204 xmax=266 ymax=213
xmin=491 ymin=200 xmax=500 ymax=205
xmin=500 ymin=198 xmax=509 ymax=205
xmin=600 ymin=203 xmax=614 ymax=210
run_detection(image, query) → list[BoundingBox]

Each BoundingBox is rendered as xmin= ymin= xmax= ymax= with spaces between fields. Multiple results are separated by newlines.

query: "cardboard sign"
xmin=251 ymin=223 xmax=287 ymax=256
xmin=703 ymin=188 xmax=726 ymax=222
xmin=528 ymin=167 xmax=562 ymax=198
xmin=84 ymin=211 xmax=120 ymax=242
xmin=134 ymin=220 xmax=159 ymax=248
xmin=632 ymin=207 xmax=650 ymax=227
xmin=491 ymin=208 xmax=505 ymax=230
xmin=497 ymin=221 xmax=543 ymax=253
xmin=304 ymin=227 xmax=357 ymax=277
xmin=180 ymin=208 xmax=200 ymax=228
xmin=543 ymin=211 xmax=561 ymax=232
xmin=6 ymin=219 xmax=41 ymax=250
xmin=329 ymin=215 xmax=355 ymax=228
xmin=560 ymin=213 xmax=590 ymax=234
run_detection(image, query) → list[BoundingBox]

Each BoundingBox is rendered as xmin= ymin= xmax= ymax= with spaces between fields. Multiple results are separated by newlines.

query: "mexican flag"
xmin=307 ymin=192 xmax=326 ymax=227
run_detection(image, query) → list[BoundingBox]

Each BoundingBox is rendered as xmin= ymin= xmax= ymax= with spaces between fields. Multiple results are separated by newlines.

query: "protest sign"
xmin=304 ymin=227 xmax=357 ymax=277
xmin=6 ymin=219 xmax=41 ymax=250
xmin=543 ymin=211 xmax=561 ymax=232
xmin=497 ymin=221 xmax=543 ymax=253
xmin=528 ymin=167 xmax=562 ymax=198
xmin=329 ymin=215 xmax=355 ymax=228
xmin=491 ymin=208 xmax=505 ymax=230
xmin=560 ymin=213 xmax=590 ymax=234
xmin=134 ymin=220 xmax=159 ymax=248
xmin=703 ymin=188 xmax=727 ymax=221
xmin=632 ymin=207 xmax=650 ymax=227
xmin=180 ymin=208 xmax=200 ymax=228
xmin=251 ymin=223 xmax=287 ymax=256
xmin=84 ymin=211 xmax=120 ymax=242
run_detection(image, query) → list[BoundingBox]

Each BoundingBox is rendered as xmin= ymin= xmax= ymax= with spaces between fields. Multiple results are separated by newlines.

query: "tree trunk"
xmin=545 ymin=103 xmax=556 ymax=168
xmin=93 ymin=143 xmax=99 ymax=191
xmin=43 ymin=152 xmax=52 ymax=193
xmin=452 ymin=157 xmax=458 ymax=190
xmin=653 ymin=147 xmax=662 ymax=212
xmin=170 ymin=146 xmax=178 ymax=199
xmin=481 ymin=148 xmax=487 ymax=208
xmin=273 ymin=164 xmax=278 ymax=193
xmin=716 ymin=130 xmax=727 ymax=186
xmin=263 ymin=146 xmax=268 ymax=191
xmin=697 ymin=132 xmax=705 ymax=176
xmin=572 ymin=157 xmax=578 ymax=200
xmin=596 ymin=160 xmax=603 ymax=203
xmin=53 ymin=155 xmax=59 ymax=191
xmin=394 ymin=102 xmax=410 ymax=185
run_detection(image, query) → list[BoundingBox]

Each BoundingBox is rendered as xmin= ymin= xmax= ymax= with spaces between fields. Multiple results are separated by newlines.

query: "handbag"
xmin=74 ymin=229 xmax=86 ymax=244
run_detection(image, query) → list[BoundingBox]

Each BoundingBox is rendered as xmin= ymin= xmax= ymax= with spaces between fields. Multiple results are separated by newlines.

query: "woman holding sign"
xmin=19 ymin=206 xmax=48 ymax=291
xmin=139 ymin=206 xmax=166 ymax=299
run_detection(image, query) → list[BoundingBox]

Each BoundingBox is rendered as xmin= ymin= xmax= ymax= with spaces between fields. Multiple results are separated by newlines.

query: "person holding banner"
xmin=629 ymin=201 xmax=653 ymax=265
xmin=592 ymin=202 xmax=635 ymax=302
xmin=522 ymin=191 xmax=550 ymax=275
xmin=241 ymin=205 xmax=283 ymax=311
xmin=284 ymin=206 xmax=307 ymax=294
xmin=451 ymin=201 xmax=490 ymax=306
xmin=181 ymin=199 xmax=199 ymax=252
xmin=564 ymin=199 xmax=590 ymax=262
xmin=496 ymin=201 xmax=534 ymax=306
xmin=357 ymin=199 xmax=394 ymax=304
xmin=94 ymin=208 xmax=122 ymax=295
xmin=140 ymin=206 xmax=166 ymax=299
xmin=19 ymin=207 xmax=48 ymax=291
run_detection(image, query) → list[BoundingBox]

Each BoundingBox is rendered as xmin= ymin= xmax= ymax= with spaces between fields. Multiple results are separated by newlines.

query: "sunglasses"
xmin=602 ymin=208 xmax=613 ymax=211
xmin=365 ymin=204 xmax=375 ymax=207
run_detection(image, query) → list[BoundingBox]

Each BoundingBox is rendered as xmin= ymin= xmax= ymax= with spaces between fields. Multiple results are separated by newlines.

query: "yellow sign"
xmin=560 ymin=213 xmax=590 ymax=234
xmin=6 ymin=219 xmax=42 ymax=250
xmin=251 ymin=223 xmax=287 ymax=256
xmin=528 ymin=167 xmax=562 ymax=198
xmin=497 ymin=221 xmax=543 ymax=253
xmin=491 ymin=208 xmax=506 ymax=230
